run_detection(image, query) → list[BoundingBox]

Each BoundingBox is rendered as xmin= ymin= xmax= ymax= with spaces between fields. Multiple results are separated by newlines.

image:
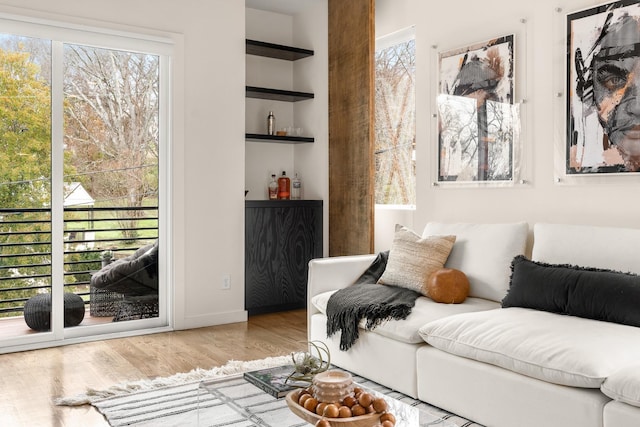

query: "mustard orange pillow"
xmin=427 ymin=268 xmax=470 ymax=303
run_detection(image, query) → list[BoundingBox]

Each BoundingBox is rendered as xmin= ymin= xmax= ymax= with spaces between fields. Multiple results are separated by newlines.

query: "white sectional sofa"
xmin=307 ymin=222 xmax=640 ymax=427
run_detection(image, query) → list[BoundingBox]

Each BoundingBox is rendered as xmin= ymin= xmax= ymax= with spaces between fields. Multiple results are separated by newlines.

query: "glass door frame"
xmin=0 ymin=12 xmax=174 ymax=352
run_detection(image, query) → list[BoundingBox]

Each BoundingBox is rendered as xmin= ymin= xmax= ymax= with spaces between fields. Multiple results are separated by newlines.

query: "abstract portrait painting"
xmin=437 ymin=35 xmax=516 ymax=183
xmin=568 ymin=0 xmax=640 ymax=174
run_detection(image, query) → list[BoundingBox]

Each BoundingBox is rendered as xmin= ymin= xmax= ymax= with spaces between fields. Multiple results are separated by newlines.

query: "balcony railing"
xmin=0 ymin=206 xmax=158 ymax=318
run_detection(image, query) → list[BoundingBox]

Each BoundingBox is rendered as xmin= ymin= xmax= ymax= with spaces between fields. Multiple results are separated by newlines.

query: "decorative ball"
xmin=427 ymin=268 xmax=470 ymax=304
xmin=24 ymin=293 xmax=85 ymax=331
xmin=63 ymin=293 xmax=86 ymax=326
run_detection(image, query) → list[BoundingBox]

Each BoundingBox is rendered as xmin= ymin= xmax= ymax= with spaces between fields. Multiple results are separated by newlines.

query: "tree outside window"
xmin=0 ymin=31 xmax=161 ymax=318
xmin=375 ymin=32 xmax=416 ymax=206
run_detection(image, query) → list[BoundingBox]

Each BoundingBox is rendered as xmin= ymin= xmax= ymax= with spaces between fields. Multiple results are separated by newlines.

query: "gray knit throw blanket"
xmin=326 ymin=251 xmax=421 ymax=351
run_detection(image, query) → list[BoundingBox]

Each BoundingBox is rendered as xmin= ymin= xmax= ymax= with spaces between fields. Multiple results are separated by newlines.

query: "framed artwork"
xmin=437 ymin=35 xmax=516 ymax=182
xmin=567 ymin=0 xmax=640 ymax=174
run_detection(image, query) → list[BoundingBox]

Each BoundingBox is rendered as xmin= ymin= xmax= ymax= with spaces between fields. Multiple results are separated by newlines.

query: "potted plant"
xmin=100 ymin=250 xmax=114 ymax=268
xmin=287 ymin=341 xmax=331 ymax=384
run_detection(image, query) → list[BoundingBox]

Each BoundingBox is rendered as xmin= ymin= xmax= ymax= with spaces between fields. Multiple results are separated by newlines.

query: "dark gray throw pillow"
xmin=503 ymin=255 xmax=640 ymax=328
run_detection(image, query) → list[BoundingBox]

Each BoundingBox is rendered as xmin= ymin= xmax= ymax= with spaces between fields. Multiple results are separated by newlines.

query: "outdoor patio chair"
xmin=90 ymin=240 xmax=158 ymax=320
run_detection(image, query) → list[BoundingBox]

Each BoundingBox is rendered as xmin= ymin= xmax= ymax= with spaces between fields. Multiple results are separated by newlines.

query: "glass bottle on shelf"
xmin=277 ymin=171 xmax=290 ymax=200
xmin=267 ymin=111 xmax=275 ymax=136
xmin=291 ymin=173 xmax=302 ymax=200
xmin=268 ymin=174 xmax=278 ymax=200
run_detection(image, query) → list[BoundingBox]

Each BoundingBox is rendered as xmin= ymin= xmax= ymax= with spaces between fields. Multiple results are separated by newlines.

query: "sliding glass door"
xmin=0 ymin=16 xmax=171 ymax=350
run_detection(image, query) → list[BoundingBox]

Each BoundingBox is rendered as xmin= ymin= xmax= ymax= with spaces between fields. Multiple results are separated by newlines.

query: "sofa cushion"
xmin=532 ymin=223 xmax=640 ymax=275
xmin=422 ymin=222 xmax=528 ymax=302
xmin=419 ymin=307 xmax=640 ymax=388
xmin=602 ymin=364 xmax=640 ymax=407
xmin=503 ymin=255 xmax=640 ymax=328
xmin=377 ymin=225 xmax=456 ymax=296
xmin=312 ymin=290 xmax=498 ymax=344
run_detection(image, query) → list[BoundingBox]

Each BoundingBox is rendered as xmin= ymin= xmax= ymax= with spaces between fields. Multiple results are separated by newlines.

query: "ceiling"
xmin=245 ymin=0 xmax=315 ymax=16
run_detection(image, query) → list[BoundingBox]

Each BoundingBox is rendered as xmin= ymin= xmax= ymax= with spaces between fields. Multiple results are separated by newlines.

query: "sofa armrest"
xmin=308 ymin=254 xmax=377 ymax=299
xmin=306 ymin=254 xmax=377 ymax=337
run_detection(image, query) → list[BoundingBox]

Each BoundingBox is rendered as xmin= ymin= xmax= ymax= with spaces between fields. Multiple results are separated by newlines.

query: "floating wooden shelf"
xmin=245 ymin=39 xmax=315 ymax=143
xmin=246 ymin=39 xmax=314 ymax=61
xmin=245 ymin=133 xmax=314 ymax=144
xmin=246 ymin=86 xmax=314 ymax=102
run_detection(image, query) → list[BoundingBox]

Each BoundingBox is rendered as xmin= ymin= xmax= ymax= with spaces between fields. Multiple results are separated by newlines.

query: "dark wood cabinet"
xmin=245 ymin=200 xmax=323 ymax=315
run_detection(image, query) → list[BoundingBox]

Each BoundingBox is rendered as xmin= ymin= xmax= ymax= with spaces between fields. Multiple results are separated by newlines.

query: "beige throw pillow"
xmin=378 ymin=224 xmax=456 ymax=296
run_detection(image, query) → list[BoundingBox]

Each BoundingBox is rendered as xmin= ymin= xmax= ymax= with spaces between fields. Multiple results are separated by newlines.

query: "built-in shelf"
xmin=245 ymin=133 xmax=314 ymax=144
xmin=246 ymin=39 xmax=314 ymax=61
xmin=246 ymin=86 xmax=314 ymax=102
xmin=245 ymin=39 xmax=315 ymax=144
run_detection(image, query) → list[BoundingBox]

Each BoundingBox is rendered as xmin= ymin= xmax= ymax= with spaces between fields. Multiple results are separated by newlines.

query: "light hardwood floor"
xmin=0 ymin=309 xmax=307 ymax=427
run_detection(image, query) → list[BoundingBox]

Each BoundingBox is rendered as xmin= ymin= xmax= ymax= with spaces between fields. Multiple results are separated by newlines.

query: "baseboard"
xmin=176 ymin=309 xmax=248 ymax=330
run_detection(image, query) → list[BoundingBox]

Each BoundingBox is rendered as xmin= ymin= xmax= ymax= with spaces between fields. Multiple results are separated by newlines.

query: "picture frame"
xmin=567 ymin=0 xmax=640 ymax=174
xmin=437 ymin=35 xmax=516 ymax=183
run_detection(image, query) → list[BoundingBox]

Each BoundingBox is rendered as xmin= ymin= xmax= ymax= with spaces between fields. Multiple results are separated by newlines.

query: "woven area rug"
xmin=56 ymin=355 xmax=483 ymax=427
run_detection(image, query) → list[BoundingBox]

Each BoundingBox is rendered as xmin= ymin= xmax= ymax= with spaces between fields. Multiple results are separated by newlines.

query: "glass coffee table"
xmin=197 ymin=372 xmax=458 ymax=426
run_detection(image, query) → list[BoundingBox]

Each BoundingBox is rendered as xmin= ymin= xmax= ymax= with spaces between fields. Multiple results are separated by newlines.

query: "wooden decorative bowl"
xmin=285 ymin=390 xmax=381 ymax=427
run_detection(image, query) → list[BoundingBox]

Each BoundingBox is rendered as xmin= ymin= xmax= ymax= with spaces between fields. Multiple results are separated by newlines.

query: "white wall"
xmin=0 ymin=0 xmax=248 ymax=330
xmin=375 ymin=0 xmax=640 ymax=251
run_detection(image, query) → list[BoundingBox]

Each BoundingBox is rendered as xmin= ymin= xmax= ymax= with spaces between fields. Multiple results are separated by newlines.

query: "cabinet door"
xmin=245 ymin=203 xmax=322 ymax=314
xmin=245 ymin=206 xmax=278 ymax=313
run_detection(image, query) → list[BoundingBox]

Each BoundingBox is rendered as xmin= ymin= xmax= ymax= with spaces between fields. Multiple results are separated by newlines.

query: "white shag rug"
xmin=55 ymin=353 xmax=296 ymax=407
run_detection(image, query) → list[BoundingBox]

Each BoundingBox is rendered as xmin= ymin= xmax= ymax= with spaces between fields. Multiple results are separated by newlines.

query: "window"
xmin=375 ymin=28 xmax=416 ymax=206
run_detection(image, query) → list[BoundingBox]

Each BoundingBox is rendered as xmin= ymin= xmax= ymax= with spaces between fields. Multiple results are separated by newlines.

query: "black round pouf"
xmin=24 ymin=293 xmax=85 ymax=331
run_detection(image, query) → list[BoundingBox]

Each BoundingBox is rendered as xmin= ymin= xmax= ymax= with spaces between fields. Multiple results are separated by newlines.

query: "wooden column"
xmin=328 ymin=0 xmax=375 ymax=256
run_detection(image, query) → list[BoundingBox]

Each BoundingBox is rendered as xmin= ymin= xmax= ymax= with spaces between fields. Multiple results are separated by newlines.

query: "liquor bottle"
xmin=291 ymin=173 xmax=302 ymax=200
xmin=267 ymin=111 xmax=275 ymax=136
xmin=268 ymin=174 xmax=278 ymax=200
xmin=277 ymin=171 xmax=290 ymax=200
